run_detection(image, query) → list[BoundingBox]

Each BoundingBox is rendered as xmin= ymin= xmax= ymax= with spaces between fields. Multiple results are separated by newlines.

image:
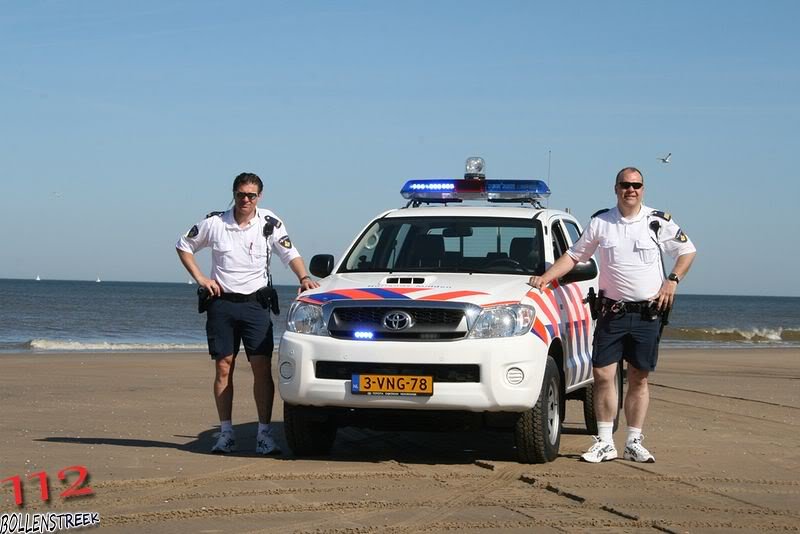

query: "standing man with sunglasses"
xmin=529 ymin=167 xmax=696 ymax=463
xmin=177 ymin=172 xmax=319 ymax=455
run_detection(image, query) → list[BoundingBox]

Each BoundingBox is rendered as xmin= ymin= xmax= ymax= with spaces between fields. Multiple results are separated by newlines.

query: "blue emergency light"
xmin=400 ymin=179 xmax=551 ymax=203
xmin=353 ymin=331 xmax=375 ymax=340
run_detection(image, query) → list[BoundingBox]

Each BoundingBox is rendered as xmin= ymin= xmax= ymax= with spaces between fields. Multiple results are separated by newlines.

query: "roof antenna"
xmin=546 ymin=149 xmax=551 ymax=209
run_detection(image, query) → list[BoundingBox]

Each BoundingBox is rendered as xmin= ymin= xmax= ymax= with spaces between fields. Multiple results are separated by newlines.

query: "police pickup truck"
xmin=278 ymin=158 xmax=621 ymax=463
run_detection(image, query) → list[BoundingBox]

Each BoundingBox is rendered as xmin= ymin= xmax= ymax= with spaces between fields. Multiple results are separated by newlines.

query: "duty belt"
xmin=598 ymin=297 xmax=652 ymax=313
xmin=218 ymin=291 xmax=260 ymax=303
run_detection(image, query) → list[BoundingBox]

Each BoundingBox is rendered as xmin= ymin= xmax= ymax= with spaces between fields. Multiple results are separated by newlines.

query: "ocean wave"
xmin=663 ymin=327 xmax=800 ymax=343
xmin=23 ymin=339 xmax=207 ymax=352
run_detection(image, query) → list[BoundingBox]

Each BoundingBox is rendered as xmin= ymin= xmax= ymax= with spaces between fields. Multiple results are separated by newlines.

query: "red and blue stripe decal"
xmin=531 ymin=317 xmax=550 ymax=344
xmin=299 ymin=288 xmax=487 ymax=305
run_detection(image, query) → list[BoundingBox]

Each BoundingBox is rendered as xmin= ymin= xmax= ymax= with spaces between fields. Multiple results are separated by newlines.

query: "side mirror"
xmin=559 ymin=258 xmax=598 ymax=285
xmin=309 ymin=254 xmax=335 ymax=278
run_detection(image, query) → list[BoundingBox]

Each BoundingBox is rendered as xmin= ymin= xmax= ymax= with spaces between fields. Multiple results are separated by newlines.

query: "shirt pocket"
xmin=598 ymin=238 xmax=617 ymax=263
xmin=634 ymin=239 xmax=660 ymax=265
xmin=600 ymin=237 xmax=643 ymax=266
xmin=212 ymin=240 xmax=234 ymax=268
xmin=252 ymin=240 xmax=269 ymax=263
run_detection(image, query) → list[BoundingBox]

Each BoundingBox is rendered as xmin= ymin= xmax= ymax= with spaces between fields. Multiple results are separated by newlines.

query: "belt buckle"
xmin=610 ymin=300 xmax=625 ymax=313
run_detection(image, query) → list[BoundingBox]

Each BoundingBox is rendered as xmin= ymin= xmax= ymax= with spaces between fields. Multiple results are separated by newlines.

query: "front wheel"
xmin=515 ymin=356 xmax=562 ymax=463
xmin=284 ymin=403 xmax=338 ymax=456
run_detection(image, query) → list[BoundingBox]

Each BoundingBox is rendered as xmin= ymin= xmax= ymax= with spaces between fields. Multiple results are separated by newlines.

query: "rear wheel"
xmin=515 ymin=356 xmax=561 ymax=463
xmin=583 ymin=362 xmax=623 ymax=434
xmin=284 ymin=403 xmax=338 ymax=456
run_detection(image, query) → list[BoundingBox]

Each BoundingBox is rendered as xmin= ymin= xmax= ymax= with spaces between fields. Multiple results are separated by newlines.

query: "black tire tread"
xmin=515 ymin=357 xmax=561 ymax=464
xmin=284 ymin=404 xmax=337 ymax=456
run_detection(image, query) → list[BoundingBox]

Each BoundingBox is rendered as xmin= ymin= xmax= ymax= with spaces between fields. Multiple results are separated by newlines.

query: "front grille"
xmin=328 ymin=305 xmax=469 ymax=341
xmin=315 ymin=361 xmax=480 ymax=383
xmin=333 ymin=308 xmax=463 ymax=325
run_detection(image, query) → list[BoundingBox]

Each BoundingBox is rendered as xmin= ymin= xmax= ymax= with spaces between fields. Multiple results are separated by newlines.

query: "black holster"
xmin=591 ymin=289 xmax=605 ymax=319
xmin=659 ymin=306 xmax=671 ymax=333
xmin=257 ymin=285 xmax=280 ymax=315
xmin=587 ymin=287 xmax=598 ymax=320
xmin=197 ymin=287 xmax=212 ymax=314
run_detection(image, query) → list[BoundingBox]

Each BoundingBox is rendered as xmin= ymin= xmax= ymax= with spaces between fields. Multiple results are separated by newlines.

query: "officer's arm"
xmin=528 ymin=254 xmax=578 ymax=291
xmin=288 ymin=257 xmax=320 ymax=292
xmin=653 ymin=251 xmax=696 ymax=310
xmin=177 ymin=249 xmax=222 ymax=297
xmin=671 ymin=251 xmax=696 ymax=281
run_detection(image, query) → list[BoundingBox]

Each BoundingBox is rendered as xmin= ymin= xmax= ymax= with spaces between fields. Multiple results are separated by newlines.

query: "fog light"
xmin=279 ymin=360 xmax=294 ymax=380
xmin=506 ymin=367 xmax=524 ymax=385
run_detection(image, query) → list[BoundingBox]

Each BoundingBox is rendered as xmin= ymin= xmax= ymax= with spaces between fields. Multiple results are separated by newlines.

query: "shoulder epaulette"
xmin=264 ymin=215 xmax=282 ymax=228
xmin=263 ymin=215 xmax=282 ymax=237
xmin=591 ymin=208 xmax=610 ymax=218
xmin=205 ymin=211 xmax=224 ymax=219
xmin=650 ymin=210 xmax=672 ymax=221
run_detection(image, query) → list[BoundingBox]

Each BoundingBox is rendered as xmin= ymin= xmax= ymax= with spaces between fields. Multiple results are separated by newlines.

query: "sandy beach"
xmin=1 ymin=348 xmax=798 ymax=533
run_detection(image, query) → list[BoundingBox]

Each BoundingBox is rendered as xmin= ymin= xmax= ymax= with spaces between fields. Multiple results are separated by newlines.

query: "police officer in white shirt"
xmin=177 ymin=172 xmax=320 ymax=455
xmin=529 ymin=167 xmax=696 ymax=464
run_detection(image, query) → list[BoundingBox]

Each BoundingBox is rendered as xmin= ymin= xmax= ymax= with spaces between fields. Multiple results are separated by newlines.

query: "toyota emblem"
xmin=383 ymin=310 xmax=414 ymax=331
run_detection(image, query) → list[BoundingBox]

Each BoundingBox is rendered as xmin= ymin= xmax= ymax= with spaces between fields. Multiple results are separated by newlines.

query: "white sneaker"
xmin=623 ymin=436 xmax=655 ymax=463
xmin=211 ymin=430 xmax=236 ymax=453
xmin=581 ymin=436 xmax=618 ymax=463
xmin=255 ymin=429 xmax=281 ymax=455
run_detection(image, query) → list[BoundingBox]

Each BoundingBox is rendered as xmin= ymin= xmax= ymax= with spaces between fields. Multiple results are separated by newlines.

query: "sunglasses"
xmin=234 ymin=192 xmax=259 ymax=201
xmin=617 ymin=181 xmax=643 ymax=190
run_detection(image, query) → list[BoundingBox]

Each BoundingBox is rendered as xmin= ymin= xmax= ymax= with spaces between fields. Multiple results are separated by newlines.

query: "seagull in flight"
xmin=657 ymin=153 xmax=672 ymax=164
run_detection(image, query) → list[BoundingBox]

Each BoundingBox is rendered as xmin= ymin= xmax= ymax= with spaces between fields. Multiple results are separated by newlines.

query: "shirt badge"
xmin=187 ymin=225 xmax=199 ymax=238
xmin=279 ymin=236 xmax=293 ymax=249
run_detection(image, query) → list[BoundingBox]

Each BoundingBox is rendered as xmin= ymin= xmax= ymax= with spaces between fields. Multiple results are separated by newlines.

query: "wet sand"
xmin=1 ymin=348 xmax=798 ymax=532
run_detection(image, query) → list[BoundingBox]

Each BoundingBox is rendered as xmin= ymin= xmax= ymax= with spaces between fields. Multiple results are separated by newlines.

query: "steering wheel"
xmin=485 ymin=258 xmax=525 ymax=271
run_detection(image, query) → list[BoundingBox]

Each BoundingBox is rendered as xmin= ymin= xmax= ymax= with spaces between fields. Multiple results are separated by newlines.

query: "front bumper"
xmin=277 ymin=332 xmax=548 ymax=412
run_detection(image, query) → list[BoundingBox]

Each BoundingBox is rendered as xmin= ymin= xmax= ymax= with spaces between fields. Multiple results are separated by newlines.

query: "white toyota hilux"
xmin=278 ymin=159 xmax=620 ymax=463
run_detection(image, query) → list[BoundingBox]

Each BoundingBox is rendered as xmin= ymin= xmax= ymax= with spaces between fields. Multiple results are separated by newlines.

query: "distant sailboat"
xmin=35 ymin=275 xmax=41 ymax=281
xmin=96 ymin=276 xmax=101 ymax=283
xmin=188 ymin=279 xmax=195 ymax=284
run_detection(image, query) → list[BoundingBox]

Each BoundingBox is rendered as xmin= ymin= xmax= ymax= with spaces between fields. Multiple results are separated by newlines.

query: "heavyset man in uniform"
xmin=529 ymin=167 xmax=696 ymax=463
xmin=177 ymin=172 xmax=318 ymax=454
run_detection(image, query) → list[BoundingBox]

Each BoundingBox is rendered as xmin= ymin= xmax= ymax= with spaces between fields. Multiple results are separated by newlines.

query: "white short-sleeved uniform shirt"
xmin=176 ymin=208 xmax=301 ymax=294
xmin=567 ymin=204 xmax=696 ymax=302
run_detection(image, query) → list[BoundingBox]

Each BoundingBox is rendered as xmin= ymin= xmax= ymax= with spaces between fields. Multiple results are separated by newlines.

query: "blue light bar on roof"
xmin=401 ymin=179 xmax=551 ymax=202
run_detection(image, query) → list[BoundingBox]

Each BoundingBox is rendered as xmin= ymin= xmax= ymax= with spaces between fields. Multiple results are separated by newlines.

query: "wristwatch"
xmin=667 ymin=273 xmax=680 ymax=284
xmin=299 ymin=275 xmax=311 ymax=282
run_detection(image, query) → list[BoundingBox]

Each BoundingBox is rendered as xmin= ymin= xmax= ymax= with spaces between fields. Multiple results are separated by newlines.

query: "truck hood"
xmin=297 ymin=272 xmax=531 ymax=308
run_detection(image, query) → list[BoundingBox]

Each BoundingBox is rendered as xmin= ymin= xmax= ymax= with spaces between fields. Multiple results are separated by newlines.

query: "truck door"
xmin=551 ymin=219 xmax=595 ymax=387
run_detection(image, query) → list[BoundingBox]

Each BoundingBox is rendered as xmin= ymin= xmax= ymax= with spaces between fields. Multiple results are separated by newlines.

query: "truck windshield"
xmin=341 ymin=216 xmax=545 ymax=275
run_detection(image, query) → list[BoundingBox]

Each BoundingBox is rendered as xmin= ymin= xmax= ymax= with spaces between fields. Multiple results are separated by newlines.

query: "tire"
xmin=515 ymin=356 xmax=562 ymax=463
xmin=283 ymin=403 xmax=337 ymax=456
xmin=583 ymin=362 xmax=623 ymax=435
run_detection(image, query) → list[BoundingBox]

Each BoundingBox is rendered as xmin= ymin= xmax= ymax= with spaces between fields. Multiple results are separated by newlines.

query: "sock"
xmin=598 ymin=422 xmax=614 ymax=444
xmin=626 ymin=426 xmax=642 ymax=443
xmin=220 ymin=420 xmax=233 ymax=434
xmin=257 ymin=422 xmax=271 ymax=435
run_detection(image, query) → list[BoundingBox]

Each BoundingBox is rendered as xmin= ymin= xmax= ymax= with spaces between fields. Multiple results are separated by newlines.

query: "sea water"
xmin=0 ymin=279 xmax=797 ymax=353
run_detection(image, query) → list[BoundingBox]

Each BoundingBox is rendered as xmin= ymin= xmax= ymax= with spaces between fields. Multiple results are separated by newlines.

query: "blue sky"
xmin=1 ymin=1 xmax=798 ymax=296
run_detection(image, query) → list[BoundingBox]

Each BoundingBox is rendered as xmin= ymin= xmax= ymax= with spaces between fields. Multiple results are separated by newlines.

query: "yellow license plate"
xmin=351 ymin=374 xmax=433 ymax=396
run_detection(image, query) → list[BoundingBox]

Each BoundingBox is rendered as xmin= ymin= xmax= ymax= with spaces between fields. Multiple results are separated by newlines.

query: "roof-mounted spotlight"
xmin=464 ymin=156 xmax=485 ymax=180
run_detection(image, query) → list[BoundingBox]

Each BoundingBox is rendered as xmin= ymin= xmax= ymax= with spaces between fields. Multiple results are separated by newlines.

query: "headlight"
xmin=286 ymin=302 xmax=327 ymax=335
xmin=468 ymin=304 xmax=535 ymax=339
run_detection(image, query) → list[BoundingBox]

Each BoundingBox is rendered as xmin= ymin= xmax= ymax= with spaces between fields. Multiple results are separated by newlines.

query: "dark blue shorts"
xmin=592 ymin=311 xmax=662 ymax=371
xmin=205 ymin=299 xmax=273 ymax=360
